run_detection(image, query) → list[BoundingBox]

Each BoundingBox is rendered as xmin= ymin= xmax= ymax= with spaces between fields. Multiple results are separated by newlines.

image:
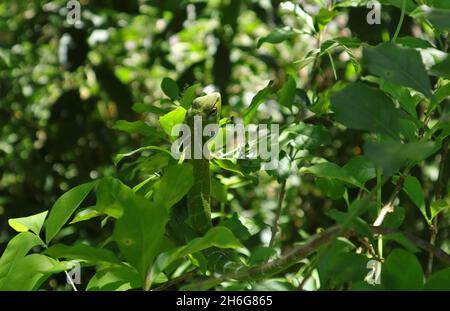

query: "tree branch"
xmin=372 ymin=226 xmax=450 ymax=266
xmin=185 ymin=226 xmax=345 ymax=289
xmin=151 ymin=271 xmax=197 ymax=291
xmin=177 ymin=226 xmax=450 ymax=290
xmin=269 ymin=179 xmax=287 ymax=247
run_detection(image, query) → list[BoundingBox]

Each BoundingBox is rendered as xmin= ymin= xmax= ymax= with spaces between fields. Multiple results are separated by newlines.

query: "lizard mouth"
xmin=208 ymin=98 xmax=220 ymax=115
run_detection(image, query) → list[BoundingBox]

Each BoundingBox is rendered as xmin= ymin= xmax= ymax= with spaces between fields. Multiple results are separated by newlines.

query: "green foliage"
xmin=159 ymin=107 xmax=187 ymax=139
xmin=149 ymin=227 xmax=242 ymax=287
xmin=45 ymin=181 xmax=98 ymax=244
xmin=331 ymin=82 xmax=403 ymax=139
xmin=8 ymin=211 xmax=48 ymax=235
xmin=382 ymin=249 xmax=424 ymax=290
xmin=0 ymin=0 xmax=449 ymax=292
xmin=363 ymin=42 xmax=432 ymax=97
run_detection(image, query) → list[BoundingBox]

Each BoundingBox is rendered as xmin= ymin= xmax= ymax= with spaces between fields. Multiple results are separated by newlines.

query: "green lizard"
xmin=179 ymin=92 xmax=245 ymax=274
xmin=186 ymin=92 xmax=221 ymax=235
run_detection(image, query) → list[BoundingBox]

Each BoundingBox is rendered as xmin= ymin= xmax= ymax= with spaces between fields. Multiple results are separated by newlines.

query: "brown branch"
xmin=151 ymin=271 xmax=197 ymax=291
xmin=269 ymin=180 xmax=287 ymax=247
xmin=154 ymin=224 xmax=450 ymax=290
xmin=187 ymin=226 xmax=345 ymax=289
xmin=372 ymin=226 xmax=450 ymax=266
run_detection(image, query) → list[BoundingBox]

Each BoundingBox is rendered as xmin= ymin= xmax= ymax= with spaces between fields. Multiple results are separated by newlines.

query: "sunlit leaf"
xmin=45 ymin=181 xmax=98 ymax=244
xmin=8 ymin=211 xmax=48 ymax=235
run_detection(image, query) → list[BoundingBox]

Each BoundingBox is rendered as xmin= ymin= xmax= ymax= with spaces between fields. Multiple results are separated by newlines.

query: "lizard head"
xmin=191 ymin=92 xmax=221 ymax=122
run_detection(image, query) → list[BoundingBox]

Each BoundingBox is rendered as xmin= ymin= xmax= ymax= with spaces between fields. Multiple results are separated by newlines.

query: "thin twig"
xmin=151 ymin=271 xmax=197 ymax=291
xmin=426 ymin=136 xmax=450 ymax=277
xmin=188 ymin=226 xmax=345 ymax=288
xmin=392 ymin=0 xmax=406 ymax=42
xmin=372 ymin=226 xmax=450 ymax=266
xmin=270 ymin=180 xmax=287 ymax=247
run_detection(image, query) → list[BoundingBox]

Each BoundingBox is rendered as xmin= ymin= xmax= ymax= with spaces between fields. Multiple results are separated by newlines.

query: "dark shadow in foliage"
xmin=93 ymin=63 xmax=134 ymax=118
xmin=58 ymin=28 xmax=89 ymax=72
xmin=347 ymin=6 xmax=414 ymax=45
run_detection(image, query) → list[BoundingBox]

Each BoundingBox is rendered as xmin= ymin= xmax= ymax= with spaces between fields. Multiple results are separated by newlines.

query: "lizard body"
xmin=186 ymin=92 xmax=221 ymax=235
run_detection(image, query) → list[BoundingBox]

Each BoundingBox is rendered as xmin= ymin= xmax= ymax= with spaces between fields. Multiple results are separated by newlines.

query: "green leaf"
xmin=161 ymin=77 xmax=179 ymax=100
xmin=45 ymin=243 xmax=122 ymax=265
xmin=316 ymin=178 xmax=346 ymax=199
xmin=430 ymin=199 xmax=449 ymax=221
xmin=382 ymin=232 xmax=419 ymax=253
xmin=343 ymin=156 xmax=377 ymax=186
xmin=379 ymin=78 xmax=418 ymax=119
xmin=430 ymin=55 xmax=450 ymax=80
xmin=219 ymin=213 xmax=251 ymax=242
xmin=331 ymin=82 xmax=402 ymax=139
xmin=45 ymin=181 xmax=97 ymax=244
xmin=395 ymin=36 xmax=433 ymax=49
xmin=0 ymin=254 xmax=69 ymax=290
xmin=320 ymin=37 xmax=361 ymax=70
xmin=113 ymin=191 xmax=169 ymax=278
xmin=211 ymin=177 xmax=228 ymax=203
xmin=301 ymin=156 xmax=375 ymax=189
xmin=8 ymin=211 xmax=48 ymax=235
xmin=431 ymin=0 xmax=450 ymax=9
xmin=87 ymin=266 xmax=142 ymax=291
xmin=180 ymin=84 xmax=199 ymax=109
xmin=434 ymin=82 xmax=450 ymax=104
xmin=149 ymin=227 xmax=242 ymax=287
xmin=153 ymin=163 xmax=193 ymax=210
xmin=277 ymin=74 xmax=296 ymax=109
xmin=113 ymin=120 xmax=163 ymax=138
xmin=0 ymin=232 xmax=44 ymax=287
xmin=95 ymin=177 xmax=134 ymax=218
xmin=321 ymin=252 xmax=367 ymax=285
xmin=132 ymin=103 xmax=168 ymax=115
xmin=316 ymin=8 xmax=337 ymax=29
xmin=326 ymin=207 xmax=372 ymax=238
xmin=248 ymin=247 xmax=277 ymax=265
xmin=114 ymin=145 xmax=171 ymax=165
xmin=280 ymin=122 xmax=331 ymax=150
xmin=423 ymin=8 xmax=450 ymax=32
xmin=425 ymin=268 xmax=450 ymax=291
xmin=95 ymin=177 xmax=148 ymax=218
xmin=363 ymin=42 xmax=432 ymax=97
xmin=317 ymin=239 xmax=364 ymax=285
xmin=243 ymin=81 xmax=273 ymax=124
xmin=309 ymin=81 xmax=345 ymax=115
xmin=383 ymin=206 xmax=406 ymax=228
xmin=70 ymin=207 xmax=101 ymax=224
xmin=321 ymin=37 xmax=361 ymax=51
xmin=364 ymin=140 xmax=437 ymax=177
xmin=382 ymin=249 xmax=424 ymax=290
xmin=212 ymin=159 xmax=244 ymax=176
xmin=257 ymin=28 xmax=296 ymax=48
xmin=159 ymin=106 xmax=187 ymax=139
xmin=403 ymin=176 xmax=427 ymax=221
xmin=379 ymin=0 xmax=417 ymax=12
